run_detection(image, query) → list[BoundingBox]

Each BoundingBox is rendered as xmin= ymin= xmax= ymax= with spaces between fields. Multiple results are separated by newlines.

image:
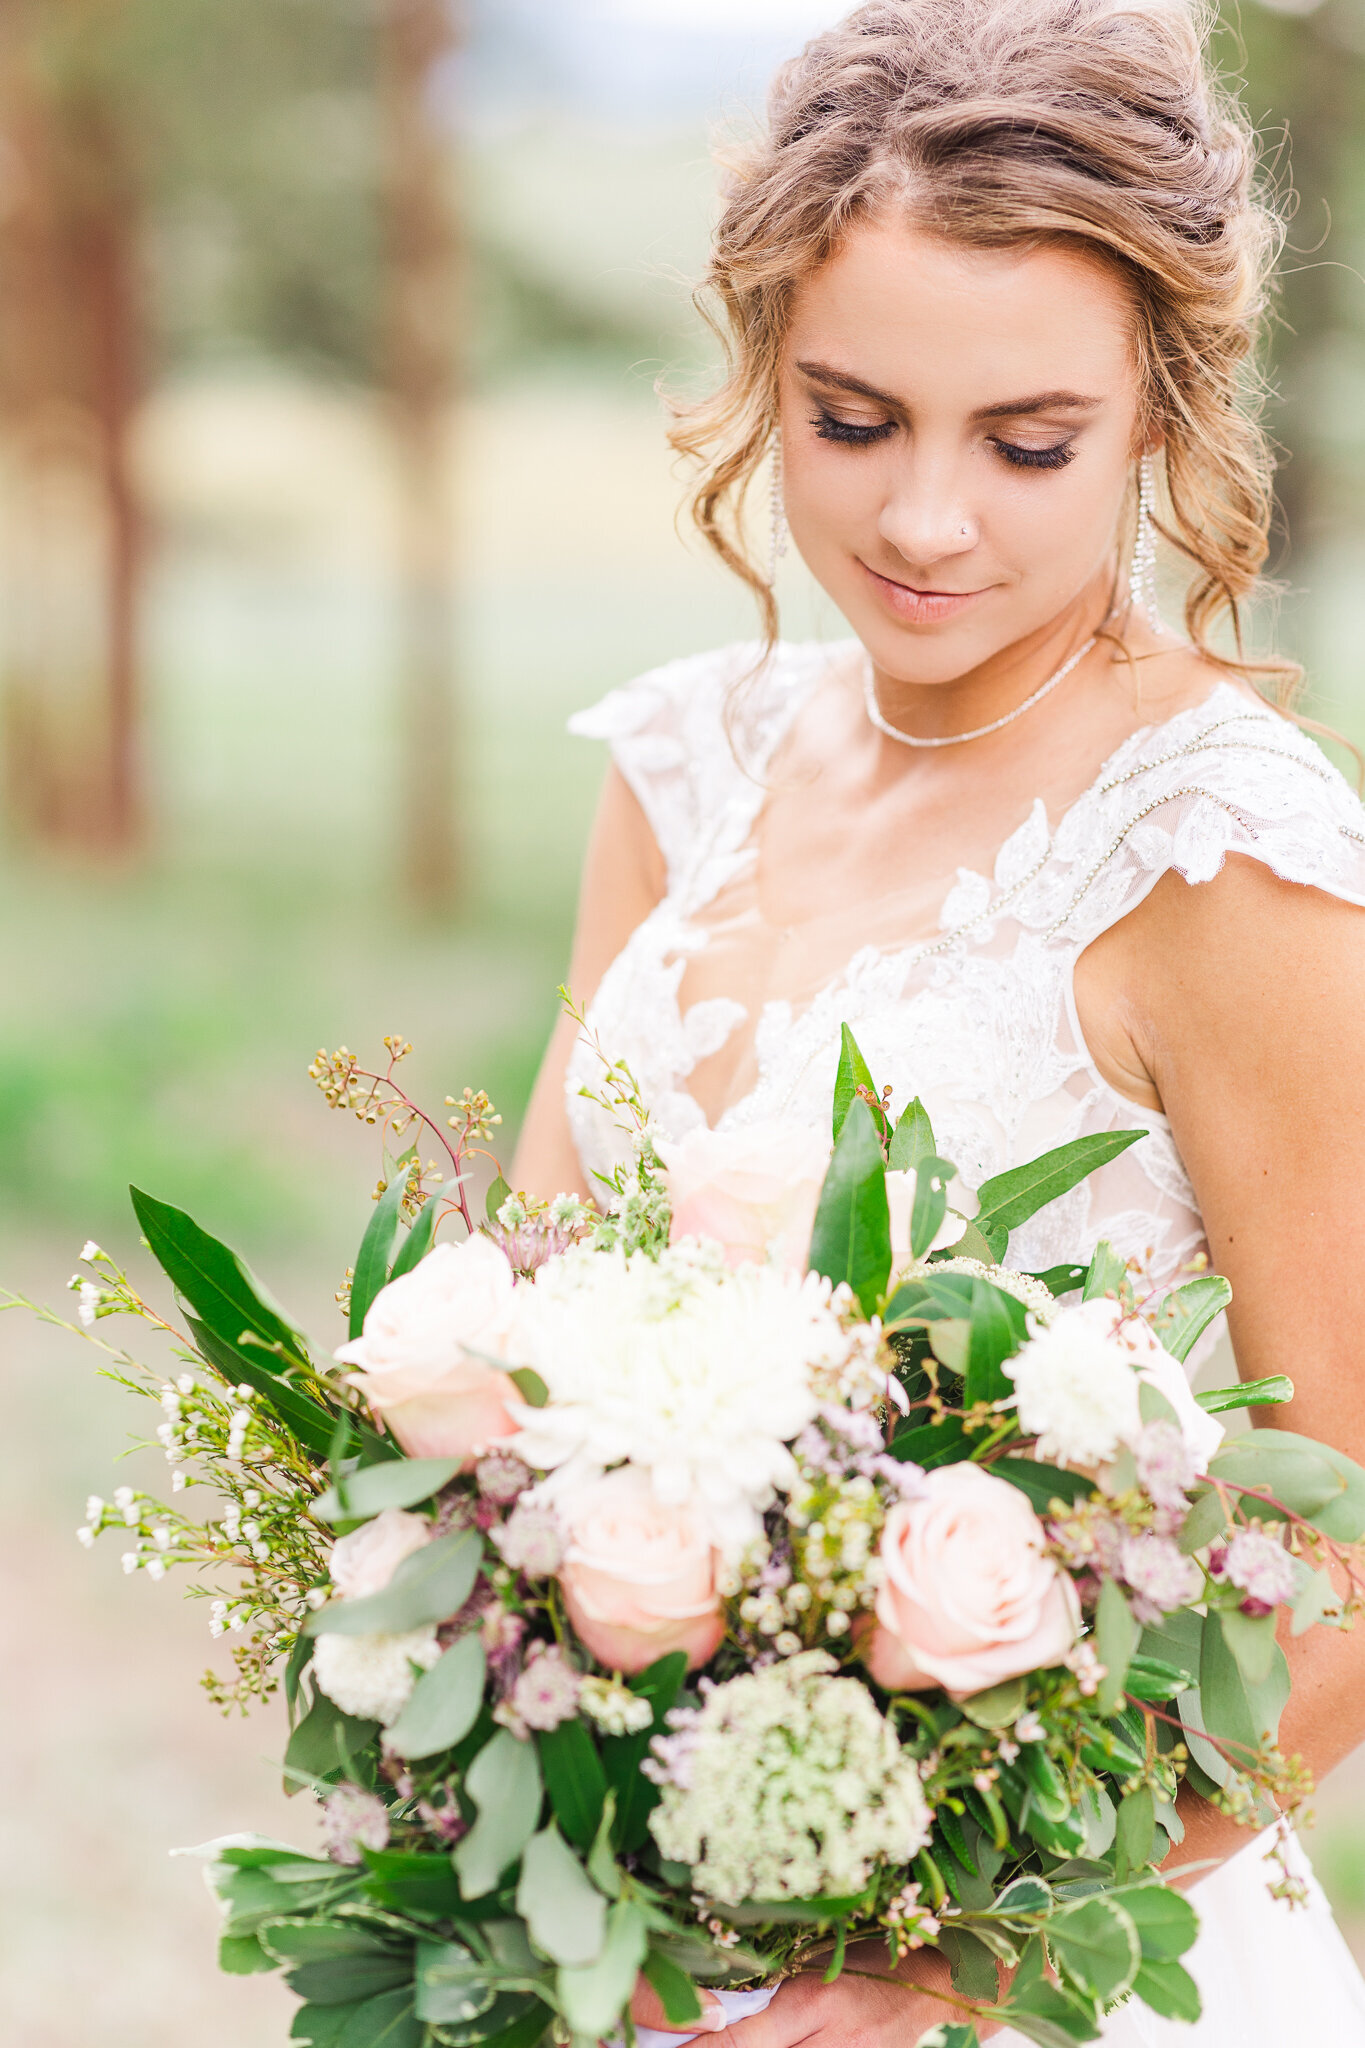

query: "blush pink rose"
xmin=558 ymin=1466 xmax=725 ymax=1674
xmin=328 ymin=1507 xmax=431 ymax=1598
xmin=863 ymin=1462 xmax=1080 ymax=1698
xmin=658 ymin=1118 xmax=831 ymax=1271
xmin=336 ymin=1236 xmax=520 ymax=1465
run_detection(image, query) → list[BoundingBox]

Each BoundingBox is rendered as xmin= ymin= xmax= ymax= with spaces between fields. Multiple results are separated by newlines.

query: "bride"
xmin=514 ymin=0 xmax=1365 ymax=2040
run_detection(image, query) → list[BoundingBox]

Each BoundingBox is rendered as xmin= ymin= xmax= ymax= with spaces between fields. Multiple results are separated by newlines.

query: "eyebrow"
xmin=794 ymin=360 xmax=1104 ymax=419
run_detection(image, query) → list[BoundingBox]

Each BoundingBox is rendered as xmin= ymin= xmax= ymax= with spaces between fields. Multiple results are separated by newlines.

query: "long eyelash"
xmin=811 ymin=410 xmax=896 ymax=447
xmin=993 ymin=438 xmax=1075 ymax=471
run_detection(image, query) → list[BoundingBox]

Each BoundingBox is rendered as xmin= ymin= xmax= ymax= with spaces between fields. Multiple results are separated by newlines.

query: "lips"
xmin=859 ymin=559 xmax=989 ymax=626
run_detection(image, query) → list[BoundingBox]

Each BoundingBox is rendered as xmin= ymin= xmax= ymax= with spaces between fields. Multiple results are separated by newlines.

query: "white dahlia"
xmin=1005 ymin=1298 xmax=1223 ymax=1472
xmin=506 ymin=1241 xmax=857 ymax=1550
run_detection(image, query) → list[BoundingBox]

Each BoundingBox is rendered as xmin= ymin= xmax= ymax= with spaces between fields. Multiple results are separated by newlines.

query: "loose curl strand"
xmin=668 ymin=0 xmax=1299 ymax=696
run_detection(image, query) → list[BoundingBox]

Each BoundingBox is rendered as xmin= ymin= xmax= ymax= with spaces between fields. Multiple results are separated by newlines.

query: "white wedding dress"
xmin=565 ymin=639 xmax=1365 ymax=2044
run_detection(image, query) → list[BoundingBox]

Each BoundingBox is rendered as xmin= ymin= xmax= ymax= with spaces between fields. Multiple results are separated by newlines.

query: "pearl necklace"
xmin=862 ymin=633 xmax=1098 ymax=748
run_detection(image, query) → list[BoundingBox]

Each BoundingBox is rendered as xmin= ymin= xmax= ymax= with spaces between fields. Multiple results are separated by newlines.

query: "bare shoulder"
xmin=1103 ymin=634 xmax=1261 ymax=726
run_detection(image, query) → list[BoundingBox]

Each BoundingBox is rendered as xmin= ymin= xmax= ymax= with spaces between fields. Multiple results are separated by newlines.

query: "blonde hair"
xmin=669 ymin=0 xmax=1295 ymax=691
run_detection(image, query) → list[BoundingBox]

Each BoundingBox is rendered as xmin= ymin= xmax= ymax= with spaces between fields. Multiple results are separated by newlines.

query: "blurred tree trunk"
xmin=381 ymin=0 xmax=461 ymax=910
xmin=0 ymin=0 xmax=144 ymax=854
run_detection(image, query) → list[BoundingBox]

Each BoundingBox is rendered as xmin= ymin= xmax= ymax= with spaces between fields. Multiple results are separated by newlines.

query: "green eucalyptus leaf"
xmin=910 ymin=1155 xmax=955 ymax=1261
xmin=1195 ymin=1374 xmax=1293 ymax=1415
xmin=350 ymin=1175 xmax=410 ymax=1341
xmin=641 ymin=1950 xmax=704 ymax=2026
xmin=1176 ymin=1486 xmax=1229 ymax=1556
xmin=385 ymin=1634 xmax=486 ymax=1760
xmin=1113 ymin=1787 xmax=1155 ymax=1881
xmin=1156 ymin=1274 xmax=1231 ymax=1364
xmin=963 ymin=1277 xmax=1025 ymax=1405
xmin=991 ymin=1458 xmax=1093 ymax=1511
xmin=887 ymin=1094 xmax=936 ymax=1172
xmin=1028 ymin=1264 xmax=1087 ymax=1299
xmin=939 ymin=1927 xmax=998 ymax=2001
xmin=283 ymin=1691 xmax=380 ymax=1795
xmin=1095 ymin=1579 xmax=1138 ymax=1719
xmin=1200 ymin=1610 xmax=1290 ymax=1767
xmin=314 ymin=1459 xmax=460 ymax=1525
xmin=602 ymin=1650 xmax=688 ymax=1854
xmin=832 ymin=1024 xmax=883 ymax=1143
xmin=306 ymin=1529 xmax=483 ymax=1638
xmin=1292 ymin=1564 xmax=1345 ymax=1636
xmin=974 ymin=1132 xmax=1145 ymax=1242
xmin=537 ymin=1719 xmax=608 ymax=1849
xmin=1210 ymin=1430 xmax=1365 ymax=1542
xmin=556 ymin=1899 xmax=648 ymax=2038
xmin=185 ymin=1312 xmax=336 ymax=1460
xmin=516 ymin=1827 xmax=607 ymax=1967
xmin=507 ymin=1367 xmax=549 ymax=1408
xmin=485 ymin=1176 xmax=513 ymax=1224
xmin=1082 ymin=1241 xmax=1127 ymax=1303
xmin=390 ymin=1199 xmax=440 ymax=1282
xmin=959 ymin=1677 xmax=1027 ymax=1729
xmin=130 ymin=1185 xmax=308 ymax=1362
xmin=1218 ymin=1607 xmax=1278 ymax=1687
xmin=808 ymin=1098 xmax=891 ymax=1316
xmin=454 ymin=1731 xmax=544 ymax=1901
xmin=928 ymin=1317 xmax=971 ymax=1376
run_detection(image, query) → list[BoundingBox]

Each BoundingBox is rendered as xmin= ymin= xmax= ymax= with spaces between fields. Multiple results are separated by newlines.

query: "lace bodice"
xmin=566 ymin=640 xmax=1365 ymax=1287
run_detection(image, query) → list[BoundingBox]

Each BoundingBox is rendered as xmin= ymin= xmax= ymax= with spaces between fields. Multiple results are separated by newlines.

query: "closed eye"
xmin=811 ymin=410 xmax=897 ymax=448
xmin=993 ymin=438 xmax=1075 ymax=471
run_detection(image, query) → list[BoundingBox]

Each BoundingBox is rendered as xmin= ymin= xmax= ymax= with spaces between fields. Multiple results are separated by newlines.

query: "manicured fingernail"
xmin=693 ymin=1993 xmax=729 ymax=2033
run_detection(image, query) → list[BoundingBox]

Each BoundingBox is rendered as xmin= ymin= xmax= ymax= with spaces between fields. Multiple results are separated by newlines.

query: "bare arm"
xmin=513 ymin=763 xmax=666 ymax=1200
xmin=1087 ymin=856 xmax=1365 ymax=1867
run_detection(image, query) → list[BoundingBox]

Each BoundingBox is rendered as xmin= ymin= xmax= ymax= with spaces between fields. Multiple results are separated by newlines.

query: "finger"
xmin=705 ymin=1981 xmax=821 ymax=2048
xmin=628 ymin=1972 xmax=730 ymax=2035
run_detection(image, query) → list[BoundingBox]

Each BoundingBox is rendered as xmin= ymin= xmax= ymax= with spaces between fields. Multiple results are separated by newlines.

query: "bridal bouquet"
xmin=22 ymin=1021 xmax=1365 ymax=2048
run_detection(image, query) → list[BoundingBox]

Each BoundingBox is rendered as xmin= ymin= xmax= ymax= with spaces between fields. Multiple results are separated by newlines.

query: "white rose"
xmin=658 ymin=1117 xmax=832 ymax=1271
xmin=329 ymin=1508 xmax=431 ymax=1599
xmin=337 ymin=1236 xmax=521 ymax=1465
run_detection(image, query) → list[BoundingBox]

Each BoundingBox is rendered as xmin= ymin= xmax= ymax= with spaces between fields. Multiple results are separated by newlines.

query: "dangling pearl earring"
xmin=1129 ymin=452 xmax=1159 ymax=628
xmin=768 ymin=431 xmax=789 ymax=588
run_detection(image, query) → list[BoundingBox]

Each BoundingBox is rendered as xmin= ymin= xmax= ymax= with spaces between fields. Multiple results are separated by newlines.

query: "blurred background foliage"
xmin=2 ymin=4 xmax=1365 ymax=2038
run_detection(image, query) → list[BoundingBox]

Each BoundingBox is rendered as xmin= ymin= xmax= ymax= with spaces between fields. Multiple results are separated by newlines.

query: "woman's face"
xmin=779 ymin=216 xmax=1146 ymax=683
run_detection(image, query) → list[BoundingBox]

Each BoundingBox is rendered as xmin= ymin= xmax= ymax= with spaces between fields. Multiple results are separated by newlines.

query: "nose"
xmin=876 ymin=459 xmax=978 ymax=568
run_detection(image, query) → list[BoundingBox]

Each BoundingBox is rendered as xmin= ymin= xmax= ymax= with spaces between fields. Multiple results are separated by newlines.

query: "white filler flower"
xmin=312 ymin=1627 xmax=441 ymax=1726
xmin=649 ymin=1651 xmax=930 ymax=1903
xmin=1006 ymin=1297 xmax=1223 ymax=1471
xmin=508 ymin=1243 xmax=855 ymax=1549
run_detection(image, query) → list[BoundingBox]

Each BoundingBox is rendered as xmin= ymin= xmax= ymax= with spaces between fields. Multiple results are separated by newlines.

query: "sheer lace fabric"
xmin=567 ymin=640 xmax=1365 ymax=1290
xmin=566 ymin=639 xmax=1365 ymax=2042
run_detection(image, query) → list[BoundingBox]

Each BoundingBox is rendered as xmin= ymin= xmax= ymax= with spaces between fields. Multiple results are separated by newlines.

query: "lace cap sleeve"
xmin=569 ymin=641 xmax=824 ymax=884
xmin=1039 ymin=687 xmax=1365 ymax=944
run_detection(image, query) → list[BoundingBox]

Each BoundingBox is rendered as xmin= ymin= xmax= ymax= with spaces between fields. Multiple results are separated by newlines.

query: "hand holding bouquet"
xmin=21 ymin=1020 xmax=1365 ymax=2048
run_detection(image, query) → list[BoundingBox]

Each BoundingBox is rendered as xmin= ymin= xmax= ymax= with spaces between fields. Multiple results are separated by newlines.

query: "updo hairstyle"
xmin=670 ymin=0 xmax=1291 ymax=687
